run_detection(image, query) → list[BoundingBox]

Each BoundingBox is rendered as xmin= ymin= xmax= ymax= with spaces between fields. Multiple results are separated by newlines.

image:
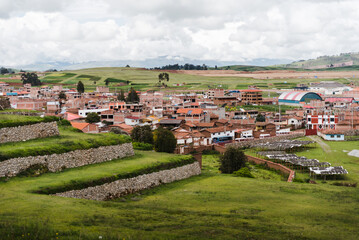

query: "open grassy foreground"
xmin=0 ymin=141 xmax=359 ymax=239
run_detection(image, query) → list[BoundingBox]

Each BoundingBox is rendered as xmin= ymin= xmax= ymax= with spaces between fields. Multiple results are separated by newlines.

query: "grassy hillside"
xmin=0 ymin=140 xmax=358 ymax=239
xmin=214 ymin=65 xmax=303 ymax=71
xmin=284 ymin=52 xmax=359 ymax=69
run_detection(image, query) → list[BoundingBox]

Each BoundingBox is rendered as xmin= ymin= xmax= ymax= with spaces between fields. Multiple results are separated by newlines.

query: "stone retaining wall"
xmin=0 ymin=143 xmax=134 ymax=178
xmin=55 ymin=162 xmax=201 ymax=201
xmin=246 ymin=155 xmax=295 ymax=182
xmin=0 ymin=121 xmax=59 ymax=144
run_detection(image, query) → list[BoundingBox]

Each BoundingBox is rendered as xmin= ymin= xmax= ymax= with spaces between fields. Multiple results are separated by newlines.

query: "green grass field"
xmin=0 ymin=139 xmax=358 ymax=239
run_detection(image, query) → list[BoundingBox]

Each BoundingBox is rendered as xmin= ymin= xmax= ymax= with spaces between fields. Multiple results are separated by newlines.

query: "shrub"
xmin=132 ymin=142 xmax=153 ymax=151
xmin=219 ymin=147 xmax=247 ymax=174
xmin=233 ymin=167 xmax=254 ymax=178
xmin=85 ymin=113 xmax=100 ymax=123
xmin=57 ymin=119 xmax=71 ymax=126
xmin=331 ymin=182 xmax=357 ymax=188
xmin=131 ymin=125 xmax=153 ymax=144
xmin=153 ymin=127 xmax=177 ymax=153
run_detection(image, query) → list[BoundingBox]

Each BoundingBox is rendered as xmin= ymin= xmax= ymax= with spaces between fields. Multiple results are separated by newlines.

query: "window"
xmin=330 ymin=118 xmax=334 ymax=122
xmin=308 ymin=118 xmax=311 ymax=122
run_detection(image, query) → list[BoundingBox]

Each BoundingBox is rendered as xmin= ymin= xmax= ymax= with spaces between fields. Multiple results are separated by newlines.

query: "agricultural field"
xmin=35 ymin=67 xmax=358 ymax=92
xmin=0 ymin=139 xmax=358 ymax=239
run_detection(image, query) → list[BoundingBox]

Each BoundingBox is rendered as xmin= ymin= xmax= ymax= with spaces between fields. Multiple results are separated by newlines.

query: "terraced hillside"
xmin=0 ymin=129 xmax=358 ymax=239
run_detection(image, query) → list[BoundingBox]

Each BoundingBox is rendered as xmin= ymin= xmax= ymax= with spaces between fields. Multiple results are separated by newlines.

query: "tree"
xmin=158 ymin=72 xmax=169 ymax=87
xmin=77 ymin=81 xmax=85 ymax=93
xmin=256 ymin=113 xmax=266 ymax=122
xmin=118 ymin=89 xmax=125 ymax=101
xmin=153 ymin=127 xmax=177 ymax=153
xmin=219 ymin=147 xmax=247 ymax=174
xmin=126 ymin=87 xmax=139 ymax=103
xmin=21 ymin=73 xmax=41 ymax=86
xmin=58 ymin=91 xmax=67 ymax=100
xmin=85 ymin=112 xmax=100 ymax=123
xmin=105 ymin=79 xmax=109 ymax=86
xmin=131 ymin=125 xmax=153 ymax=144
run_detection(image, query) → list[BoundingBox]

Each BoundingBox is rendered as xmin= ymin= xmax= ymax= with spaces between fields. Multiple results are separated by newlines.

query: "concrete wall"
xmin=0 ymin=121 xmax=59 ymax=144
xmin=0 ymin=143 xmax=134 ymax=178
xmin=55 ymin=162 xmax=201 ymax=201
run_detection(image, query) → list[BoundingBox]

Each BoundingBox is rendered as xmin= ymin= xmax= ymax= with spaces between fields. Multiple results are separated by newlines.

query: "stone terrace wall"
xmin=246 ymin=155 xmax=295 ymax=182
xmin=227 ymin=132 xmax=305 ymax=149
xmin=0 ymin=121 xmax=59 ymax=144
xmin=0 ymin=143 xmax=134 ymax=178
xmin=55 ymin=162 xmax=201 ymax=201
xmin=0 ymin=97 xmax=10 ymax=110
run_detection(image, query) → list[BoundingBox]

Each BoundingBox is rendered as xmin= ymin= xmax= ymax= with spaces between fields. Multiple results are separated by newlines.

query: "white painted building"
xmin=78 ymin=109 xmax=109 ymax=118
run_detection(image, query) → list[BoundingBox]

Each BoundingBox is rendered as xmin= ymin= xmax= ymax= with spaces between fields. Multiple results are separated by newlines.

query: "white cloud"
xmin=1 ymin=0 xmax=359 ymax=67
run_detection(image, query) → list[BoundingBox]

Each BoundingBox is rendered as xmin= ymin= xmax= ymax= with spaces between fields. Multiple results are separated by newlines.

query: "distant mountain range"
xmin=7 ymin=56 xmax=291 ymax=71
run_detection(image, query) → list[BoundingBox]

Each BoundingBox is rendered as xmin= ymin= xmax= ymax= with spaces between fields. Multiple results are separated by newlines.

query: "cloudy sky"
xmin=1 ymin=0 xmax=359 ymax=67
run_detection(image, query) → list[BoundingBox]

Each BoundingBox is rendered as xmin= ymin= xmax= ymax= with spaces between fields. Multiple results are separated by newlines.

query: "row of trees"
xmin=0 ymin=67 xmax=15 ymax=74
xmin=153 ymin=63 xmax=209 ymax=70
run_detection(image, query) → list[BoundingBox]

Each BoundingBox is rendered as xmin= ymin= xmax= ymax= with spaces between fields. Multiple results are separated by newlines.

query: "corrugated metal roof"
xmin=279 ymin=91 xmax=308 ymax=101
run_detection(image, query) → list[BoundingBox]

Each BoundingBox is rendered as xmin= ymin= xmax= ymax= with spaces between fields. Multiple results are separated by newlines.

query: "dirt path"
xmin=308 ymin=136 xmax=332 ymax=153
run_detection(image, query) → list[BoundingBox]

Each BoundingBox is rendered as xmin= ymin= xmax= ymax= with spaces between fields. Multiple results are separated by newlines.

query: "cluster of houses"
xmin=1 ymin=78 xmax=358 ymax=150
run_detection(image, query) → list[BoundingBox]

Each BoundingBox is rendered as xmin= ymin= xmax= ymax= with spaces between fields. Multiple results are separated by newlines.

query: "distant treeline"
xmin=152 ymin=63 xmax=209 ymax=70
xmin=0 ymin=67 xmax=15 ymax=74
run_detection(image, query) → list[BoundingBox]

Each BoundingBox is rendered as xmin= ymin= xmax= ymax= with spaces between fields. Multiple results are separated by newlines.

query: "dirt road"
xmin=308 ymin=136 xmax=332 ymax=153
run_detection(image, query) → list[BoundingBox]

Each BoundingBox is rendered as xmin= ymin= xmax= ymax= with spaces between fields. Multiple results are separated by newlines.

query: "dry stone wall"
xmin=55 ymin=162 xmax=201 ymax=201
xmin=0 ymin=143 xmax=134 ymax=178
xmin=0 ymin=97 xmax=10 ymax=110
xmin=0 ymin=122 xmax=59 ymax=144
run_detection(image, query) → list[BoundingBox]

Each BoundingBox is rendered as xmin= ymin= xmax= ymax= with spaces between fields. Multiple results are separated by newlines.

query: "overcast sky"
xmin=1 ymin=0 xmax=359 ymax=67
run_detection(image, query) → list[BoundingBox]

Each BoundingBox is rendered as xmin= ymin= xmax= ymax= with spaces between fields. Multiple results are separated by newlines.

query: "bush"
xmin=132 ymin=142 xmax=153 ymax=151
xmin=57 ymin=119 xmax=71 ymax=126
xmin=233 ymin=167 xmax=254 ymax=178
xmin=153 ymin=127 xmax=177 ymax=153
xmin=85 ymin=112 xmax=100 ymax=123
xmin=131 ymin=125 xmax=153 ymax=144
xmin=219 ymin=147 xmax=247 ymax=174
xmin=331 ymin=182 xmax=357 ymax=188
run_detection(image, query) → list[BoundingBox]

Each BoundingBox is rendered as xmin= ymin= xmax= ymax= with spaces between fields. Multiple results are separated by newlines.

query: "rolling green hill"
xmin=283 ymin=52 xmax=359 ymax=69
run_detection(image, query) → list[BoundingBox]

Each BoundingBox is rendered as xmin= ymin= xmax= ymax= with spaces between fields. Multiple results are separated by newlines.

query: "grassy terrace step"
xmin=35 ymin=152 xmax=195 ymax=195
xmin=0 ymin=126 xmax=131 ymax=161
xmin=0 ymin=114 xmax=58 ymax=129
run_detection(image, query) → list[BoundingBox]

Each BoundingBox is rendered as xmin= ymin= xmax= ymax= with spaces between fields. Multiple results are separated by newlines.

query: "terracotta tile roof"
xmin=195 ymin=122 xmax=215 ymax=128
xmin=201 ymin=126 xmax=233 ymax=133
xmin=65 ymin=112 xmax=82 ymax=121
xmin=71 ymin=122 xmax=89 ymax=130
xmin=177 ymin=108 xmax=203 ymax=115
